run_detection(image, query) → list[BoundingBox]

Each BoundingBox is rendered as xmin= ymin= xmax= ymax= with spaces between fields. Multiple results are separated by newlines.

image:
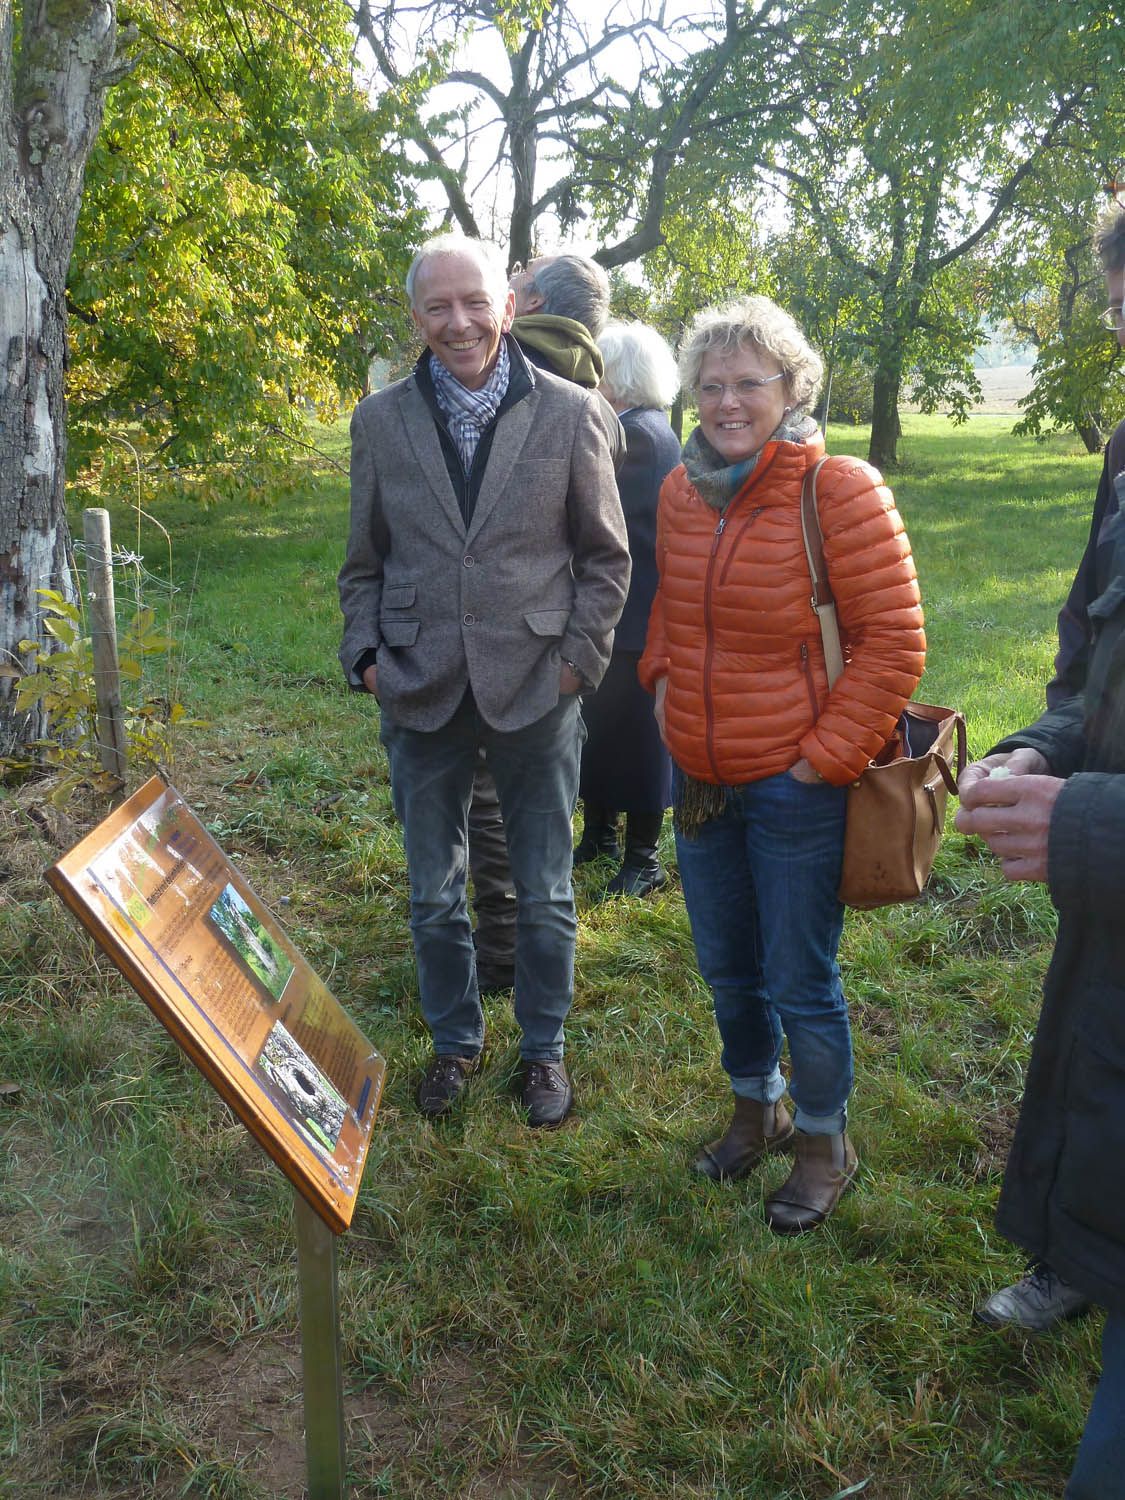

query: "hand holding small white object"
xmin=955 ymin=747 xmax=1060 ymax=883
xmin=956 ymin=746 xmax=1048 ymax=795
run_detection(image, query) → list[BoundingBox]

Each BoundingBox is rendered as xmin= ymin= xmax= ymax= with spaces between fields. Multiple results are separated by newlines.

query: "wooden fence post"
xmin=82 ymin=508 xmax=128 ymax=786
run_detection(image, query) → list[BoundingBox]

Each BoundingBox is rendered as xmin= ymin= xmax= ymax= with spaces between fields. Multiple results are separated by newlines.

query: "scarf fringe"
xmin=674 ymin=776 xmax=728 ymax=839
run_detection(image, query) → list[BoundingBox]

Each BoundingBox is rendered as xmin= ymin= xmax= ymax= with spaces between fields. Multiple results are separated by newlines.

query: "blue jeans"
xmin=381 ymin=691 xmax=585 ymax=1062
xmin=1066 ymin=1311 xmax=1125 ymax=1499
xmin=673 ymin=768 xmax=852 ymax=1134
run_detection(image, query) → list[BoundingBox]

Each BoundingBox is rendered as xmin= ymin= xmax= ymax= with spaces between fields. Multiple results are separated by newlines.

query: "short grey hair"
xmin=1094 ymin=204 xmax=1125 ymax=273
xmin=406 ymin=233 xmax=510 ymax=313
xmin=528 ymin=254 xmax=611 ymax=336
xmin=598 ymin=321 xmax=680 ymax=409
xmin=679 ymin=295 xmax=824 ymax=411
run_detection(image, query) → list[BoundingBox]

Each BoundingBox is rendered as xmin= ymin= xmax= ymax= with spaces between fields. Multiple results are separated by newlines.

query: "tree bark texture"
xmin=0 ymin=0 xmax=118 ymax=756
xmin=868 ymin=367 xmax=902 ymax=473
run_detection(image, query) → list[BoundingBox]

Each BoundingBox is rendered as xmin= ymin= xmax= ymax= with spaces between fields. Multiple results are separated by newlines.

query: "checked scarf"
xmin=429 ymin=339 xmax=511 ymax=472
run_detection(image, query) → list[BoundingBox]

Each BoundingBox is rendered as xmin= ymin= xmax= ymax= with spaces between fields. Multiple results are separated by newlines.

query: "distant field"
xmin=972 ymin=363 xmax=1035 ymax=412
xmin=901 ymin=363 xmax=1035 ymax=416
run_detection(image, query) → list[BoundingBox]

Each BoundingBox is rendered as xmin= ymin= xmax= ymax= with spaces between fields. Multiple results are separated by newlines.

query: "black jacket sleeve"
xmin=1046 ymin=419 xmax=1125 ymax=707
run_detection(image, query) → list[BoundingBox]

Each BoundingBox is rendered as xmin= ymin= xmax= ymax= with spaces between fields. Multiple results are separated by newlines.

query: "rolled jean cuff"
xmin=519 ymin=1046 xmax=565 ymax=1063
xmin=794 ymin=1106 xmax=848 ymax=1135
xmin=730 ymin=1069 xmax=786 ymax=1104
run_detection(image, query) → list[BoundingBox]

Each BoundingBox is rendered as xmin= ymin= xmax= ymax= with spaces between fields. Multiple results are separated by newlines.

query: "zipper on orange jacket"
xmin=799 ymin=640 xmax=820 ymax=720
xmin=702 ymin=514 xmax=725 ymax=781
xmin=700 ymin=459 xmax=776 ymax=781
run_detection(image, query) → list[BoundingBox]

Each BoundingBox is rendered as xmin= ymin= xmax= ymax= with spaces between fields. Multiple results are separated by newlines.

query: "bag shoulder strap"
xmin=799 ymin=458 xmax=845 ymax=688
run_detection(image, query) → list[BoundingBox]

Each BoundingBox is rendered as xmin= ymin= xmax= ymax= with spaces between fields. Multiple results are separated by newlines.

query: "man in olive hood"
xmin=470 ymin=252 xmax=621 ymax=992
xmin=508 ymin=254 xmax=611 ymax=388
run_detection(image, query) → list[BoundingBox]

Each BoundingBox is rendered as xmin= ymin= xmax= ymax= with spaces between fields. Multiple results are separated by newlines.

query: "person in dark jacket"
xmin=956 ymin=201 xmax=1125 ymax=1497
xmin=574 ymin=321 xmax=681 ymax=896
xmin=468 ymin=252 xmax=617 ymax=990
xmin=973 ymin=201 xmax=1125 ymax=1337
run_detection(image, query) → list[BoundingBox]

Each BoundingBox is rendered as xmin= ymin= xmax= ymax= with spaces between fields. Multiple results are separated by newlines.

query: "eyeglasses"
xmin=697 ymin=373 xmax=785 ymax=404
xmin=1102 ymin=304 xmax=1124 ymax=331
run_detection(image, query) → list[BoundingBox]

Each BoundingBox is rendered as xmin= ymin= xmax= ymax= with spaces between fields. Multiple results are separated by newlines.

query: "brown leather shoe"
xmin=692 ymin=1097 xmax=794 ymax=1181
xmin=764 ymin=1129 xmax=858 ymax=1233
xmin=416 ymin=1054 xmax=478 ymax=1118
xmin=521 ymin=1060 xmax=573 ymax=1128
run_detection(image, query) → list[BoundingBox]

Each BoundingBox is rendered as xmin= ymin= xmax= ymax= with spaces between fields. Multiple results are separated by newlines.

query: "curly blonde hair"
xmin=678 ymin=295 xmax=824 ymax=411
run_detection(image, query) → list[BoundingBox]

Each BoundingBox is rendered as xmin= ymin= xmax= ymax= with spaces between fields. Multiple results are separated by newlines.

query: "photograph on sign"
xmin=46 ymin=776 xmax=385 ymax=1232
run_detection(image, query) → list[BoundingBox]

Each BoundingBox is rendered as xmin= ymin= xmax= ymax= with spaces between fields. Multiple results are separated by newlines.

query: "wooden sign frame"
xmin=46 ymin=775 xmax=384 ymax=1233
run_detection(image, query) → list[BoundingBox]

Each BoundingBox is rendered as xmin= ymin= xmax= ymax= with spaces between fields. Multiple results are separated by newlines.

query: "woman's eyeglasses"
xmin=1102 ymin=305 xmax=1124 ymax=331
xmin=697 ymin=373 xmax=785 ymax=404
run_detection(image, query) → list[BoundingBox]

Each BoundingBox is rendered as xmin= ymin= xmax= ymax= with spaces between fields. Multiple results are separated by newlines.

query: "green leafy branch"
xmin=2 ymin=588 xmax=206 ymax=805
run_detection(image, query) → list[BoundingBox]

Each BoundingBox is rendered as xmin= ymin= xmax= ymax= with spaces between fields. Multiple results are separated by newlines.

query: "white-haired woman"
xmin=574 ymin=322 xmax=682 ymax=896
xmin=639 ymin=295 xmax=926 ymax=1231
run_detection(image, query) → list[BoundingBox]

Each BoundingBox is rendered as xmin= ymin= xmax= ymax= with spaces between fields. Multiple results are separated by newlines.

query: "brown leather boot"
xmin=764 ymin=1129 xmax=858 ymax=1233
xmin=691 ymin=1096 xmax=794 ymax=1181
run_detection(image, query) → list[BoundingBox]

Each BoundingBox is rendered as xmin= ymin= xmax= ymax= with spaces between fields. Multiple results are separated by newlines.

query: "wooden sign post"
xmin=46 ymin=776 xmax=385 ymax=1497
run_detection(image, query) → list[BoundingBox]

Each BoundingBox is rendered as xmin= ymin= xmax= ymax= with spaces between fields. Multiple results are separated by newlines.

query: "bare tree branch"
xmin=353 ymin=0 xmax=481 ymax=237
xmin=593 ymin=10 xmax=772 ymax=267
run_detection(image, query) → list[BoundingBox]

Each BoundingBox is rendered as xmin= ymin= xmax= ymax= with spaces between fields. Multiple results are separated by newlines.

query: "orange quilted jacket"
xmin=637 ymin=430 xmax=926 ymax=787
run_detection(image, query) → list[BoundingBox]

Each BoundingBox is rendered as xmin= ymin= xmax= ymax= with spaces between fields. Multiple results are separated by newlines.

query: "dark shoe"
xmin=599 ymin=811 xmax=666 ymax=897
xmin=601 ymin=856 xmax=668 ymax=899
xmin=475 ymin=953 xmax=515 ymax=995
xmin=521 ymin=1060 xmax=573 ymax=1128
xmin=574 ymin=805 xmax=620 ymax=864
xmin=765 ymin=1130 xmax=858 ymax=1233
xmin=692 ymin=1096 xmax=794 ymax=1181
xmin=974 ymin=1260 xmax=1092 ymax=1332
xmin=416 ymin=1054 xmax=478 ymax=1118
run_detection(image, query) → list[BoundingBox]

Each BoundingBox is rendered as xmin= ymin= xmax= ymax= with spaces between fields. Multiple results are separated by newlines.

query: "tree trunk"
xmin=0 ymin=203 xmax=73 ymax=753
xmin=0 ymin=0 xmax=120 ymax=756
xmin=1076 ymin=421 xmax=1105 ymax=455
xmin=669 ymin=390 xmax=684 ymax=442
xmin=868 ymin=370 xmax=902 ymax=471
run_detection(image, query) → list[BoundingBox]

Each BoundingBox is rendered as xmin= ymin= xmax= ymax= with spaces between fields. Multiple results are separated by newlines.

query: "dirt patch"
xmin=347 ymin=1348 xmax=577 ymax=1498
xmin=161 ymin=1335 xmax=306 ymax=1495
xmin=19 ymin=1332 xmax=577 ymax=1498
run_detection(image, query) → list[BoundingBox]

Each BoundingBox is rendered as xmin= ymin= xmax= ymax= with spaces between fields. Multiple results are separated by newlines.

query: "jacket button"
xmin=463 ymin=555 xmax=475 ymax=567
xmin=463 ymin=613 xmax=476 ymax=625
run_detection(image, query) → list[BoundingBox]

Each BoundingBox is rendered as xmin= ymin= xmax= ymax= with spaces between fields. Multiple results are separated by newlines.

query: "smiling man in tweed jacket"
xmin=338 ymin=233 xmax=630 ymax=1127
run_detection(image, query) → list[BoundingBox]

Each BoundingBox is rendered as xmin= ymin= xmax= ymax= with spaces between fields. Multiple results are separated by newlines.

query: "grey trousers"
xmin=469 ymin=760 xmax=517 ymax=966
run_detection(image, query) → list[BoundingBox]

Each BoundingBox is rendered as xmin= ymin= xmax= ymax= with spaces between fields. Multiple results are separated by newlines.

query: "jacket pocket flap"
xmin=381 ymin=619 xmax=420 ymax=647
xmin=524 ymin=609 xmax=569 ymax=638
xmin=1087 ymin=575 xmax=1125 ymax=622
xmin=382 ymin=584 xmax=417 ymax=610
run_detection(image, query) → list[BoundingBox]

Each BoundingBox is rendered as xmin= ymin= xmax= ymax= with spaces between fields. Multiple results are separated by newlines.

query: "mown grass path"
xmin=0 ymin=416 xmax=1106 ymax=1497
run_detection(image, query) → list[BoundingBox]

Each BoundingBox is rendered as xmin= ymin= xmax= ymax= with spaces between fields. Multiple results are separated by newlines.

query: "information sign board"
xmin=46 ymin=775 xmax=384 ymax=1233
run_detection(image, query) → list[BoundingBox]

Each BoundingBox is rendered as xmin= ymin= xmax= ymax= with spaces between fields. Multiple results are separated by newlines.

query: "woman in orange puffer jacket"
xmin=639 ymin=294 xmax=925 ymax=1233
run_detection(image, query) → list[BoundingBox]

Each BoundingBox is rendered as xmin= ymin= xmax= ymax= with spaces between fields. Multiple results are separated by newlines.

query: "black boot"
xmin=602 ymin=812 xmax=667 ymax=898
xmin=574 ymin=804 xmax=620 ymax=864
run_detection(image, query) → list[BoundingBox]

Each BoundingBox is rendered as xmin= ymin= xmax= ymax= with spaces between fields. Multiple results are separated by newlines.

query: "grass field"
xmin=0 ymin=414 xmax=1108 ymax=1498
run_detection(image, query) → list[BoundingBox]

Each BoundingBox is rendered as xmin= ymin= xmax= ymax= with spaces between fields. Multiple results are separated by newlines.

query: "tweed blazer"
xmin=338 ymin=356 xmax=630 ymax=732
